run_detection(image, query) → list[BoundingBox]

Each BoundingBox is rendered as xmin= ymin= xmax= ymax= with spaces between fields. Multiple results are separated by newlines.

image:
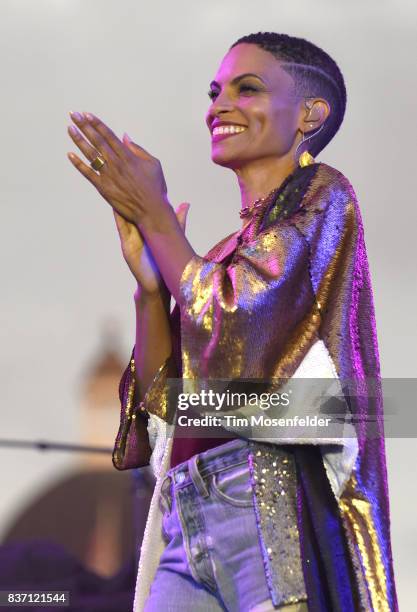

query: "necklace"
xmin=239 ymin=186 xmax=280 ymax=219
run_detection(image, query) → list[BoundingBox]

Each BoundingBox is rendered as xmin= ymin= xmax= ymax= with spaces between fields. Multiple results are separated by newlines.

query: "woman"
xmin=67 ymin=32 xmax=397 ymax=611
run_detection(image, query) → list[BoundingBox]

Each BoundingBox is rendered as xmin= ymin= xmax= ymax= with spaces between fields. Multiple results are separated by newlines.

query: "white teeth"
xmin=213 ymin=125 xmax=247 ymax=136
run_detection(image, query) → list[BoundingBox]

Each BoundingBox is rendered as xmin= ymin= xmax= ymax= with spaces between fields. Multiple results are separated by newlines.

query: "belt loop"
xmin=188 ymin=454 xmax=210 ymax=498
xmin=159 ymin=473 xmax=173 ymax=513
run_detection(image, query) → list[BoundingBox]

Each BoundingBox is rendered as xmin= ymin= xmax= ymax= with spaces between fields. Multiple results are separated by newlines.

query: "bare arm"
xmin=66 ymin=113 xmax=190 ymax=466
xmin=112 ymin=201 xmax=189 ymax=406
xmin=133 ymin=285 xmax=172 ymax=401
xmin=138 ymin=203 xmax=196 ymax=304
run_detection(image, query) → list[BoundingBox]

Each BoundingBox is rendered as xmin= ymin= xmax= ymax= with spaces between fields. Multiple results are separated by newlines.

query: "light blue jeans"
xmin=144 ymin=438 xmax=308 ymax=612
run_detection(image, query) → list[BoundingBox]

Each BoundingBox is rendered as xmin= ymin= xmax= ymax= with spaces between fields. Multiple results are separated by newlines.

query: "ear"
xmin=302 ymin=98 xmax=331 ymax=133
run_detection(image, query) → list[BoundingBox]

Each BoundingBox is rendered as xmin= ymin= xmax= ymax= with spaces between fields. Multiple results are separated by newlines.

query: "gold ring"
xmin=90 ymin=155 xmax=106 ymax=171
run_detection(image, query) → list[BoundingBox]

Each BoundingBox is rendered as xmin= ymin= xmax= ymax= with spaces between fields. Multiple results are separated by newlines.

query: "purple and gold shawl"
xmin=113 ymin=162 xmax=397 ymax=611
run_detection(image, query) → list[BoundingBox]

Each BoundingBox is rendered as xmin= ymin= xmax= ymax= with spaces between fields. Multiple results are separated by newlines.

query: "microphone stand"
xmin=0 ymin=438 xmax=113 ymax=454
xmin=0 ymin=437 xmax=154 ymax=567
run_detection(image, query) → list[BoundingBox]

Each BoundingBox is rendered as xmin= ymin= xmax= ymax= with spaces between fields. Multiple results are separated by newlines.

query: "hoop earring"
xmin=294 ymin=122 xmax=325 ymax=167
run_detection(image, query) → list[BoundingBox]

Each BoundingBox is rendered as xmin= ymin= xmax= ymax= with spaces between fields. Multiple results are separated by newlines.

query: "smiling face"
xmin=206 ymin=43 xmax=304 ymax=170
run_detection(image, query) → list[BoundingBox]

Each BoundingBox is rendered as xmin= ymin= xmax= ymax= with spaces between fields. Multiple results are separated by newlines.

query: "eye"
xmin=238 ymin=84 xmax=258 ymax=95
xmin=207 ymin=83 xmax=259 ymax=101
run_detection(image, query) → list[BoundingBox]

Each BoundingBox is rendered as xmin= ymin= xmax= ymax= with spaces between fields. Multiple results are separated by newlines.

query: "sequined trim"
xmin=339 ymin=472 xmax=391 ymax=611
xmin=248 ymin=441 xmax=307 ymax=607
xmin=112 ymin=349 xmax=177 ymax=470
xmin=112 ymin=348 xmax=141 ymax=469
xmin=140 ymin=351 xmax=178 ymax=424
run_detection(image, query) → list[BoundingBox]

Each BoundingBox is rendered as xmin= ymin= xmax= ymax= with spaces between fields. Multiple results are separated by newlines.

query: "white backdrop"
xmin=1 ymin=0 xmax=416 ymax=607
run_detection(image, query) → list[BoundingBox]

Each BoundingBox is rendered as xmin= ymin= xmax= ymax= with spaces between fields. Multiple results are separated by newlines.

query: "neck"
xmin=236 ymin=157 xmax=297 ymax=228
xmin=236 ymin=156 xmax=297 ymax=216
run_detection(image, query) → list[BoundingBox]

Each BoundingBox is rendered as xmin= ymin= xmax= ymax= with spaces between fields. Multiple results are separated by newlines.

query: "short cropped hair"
xmin=230 ymin=32 xmax=347 ymax=156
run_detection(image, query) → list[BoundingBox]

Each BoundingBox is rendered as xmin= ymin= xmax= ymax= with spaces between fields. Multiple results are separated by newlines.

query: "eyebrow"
xmin=209 ymin=72 xmax=266 ymax=89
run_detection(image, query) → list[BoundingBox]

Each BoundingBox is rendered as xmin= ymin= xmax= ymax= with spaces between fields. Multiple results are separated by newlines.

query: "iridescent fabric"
xmin=113 ymin=162 xmax=397 ymax=611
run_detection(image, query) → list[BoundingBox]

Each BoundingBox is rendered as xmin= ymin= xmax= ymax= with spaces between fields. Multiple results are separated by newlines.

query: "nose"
xmin=211 ymin=87 xmax=235 ymax=110
xmin=206 ymin=93 xmax=235 ymax=129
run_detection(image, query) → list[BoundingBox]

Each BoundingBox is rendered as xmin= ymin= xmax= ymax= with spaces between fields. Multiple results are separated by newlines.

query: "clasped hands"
xmin=66 ymin=111 xmax=194 ymax=301
xmin=67 ymin=111 xmax=171 ymax=229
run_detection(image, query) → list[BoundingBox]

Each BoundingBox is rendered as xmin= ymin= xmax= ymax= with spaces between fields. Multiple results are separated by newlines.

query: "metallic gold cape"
xmin=113 ymin=162 xmax=397 ymax=611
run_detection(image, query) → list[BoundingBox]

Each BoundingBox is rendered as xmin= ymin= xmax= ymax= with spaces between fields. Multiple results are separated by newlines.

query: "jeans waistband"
xmin=161 ymin=438 xmax=251 ymax=503
xmin=171 ymin=438 xmax=250 ymax=478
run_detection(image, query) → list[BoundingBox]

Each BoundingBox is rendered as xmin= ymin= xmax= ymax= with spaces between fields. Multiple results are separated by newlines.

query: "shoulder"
xmin=306 ymin=162 xmax=359 ymax=214
xmin=292 ymin=162 xmax=362 ymax=237
xmin=292 ymin=162 xmax=362 ymax=247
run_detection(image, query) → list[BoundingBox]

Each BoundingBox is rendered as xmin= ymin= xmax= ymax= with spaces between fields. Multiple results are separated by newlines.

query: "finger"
xmin=113 ymin=208 xmax=134 ymax=230
xmin=113 ymin=209 xmax=130 ymax=240
xmin=69 ymin=112 xmax=114 ymax=161
xmin=175 ymin=202 xmax=190 ymax=231
xmin=122 ymin=133 xmax=153 ymax=160
xmin=67 ymin=151 xmax=102 ymax=188
xmin=113 ymin=208 xmax=124 ymax=229
xmin=68 ymin=124 xmax=105 ymax=166
xmin=113 ymin=209 xmax=145 ymax=248
xmin=75 ymin=112 xmax=126 ymax=157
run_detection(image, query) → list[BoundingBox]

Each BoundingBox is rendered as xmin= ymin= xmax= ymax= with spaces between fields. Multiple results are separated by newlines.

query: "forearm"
xmin=133 ymin=285 xmax=172 ymax=401
xmin=138 ymin=202 xmax=196 ymax=303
